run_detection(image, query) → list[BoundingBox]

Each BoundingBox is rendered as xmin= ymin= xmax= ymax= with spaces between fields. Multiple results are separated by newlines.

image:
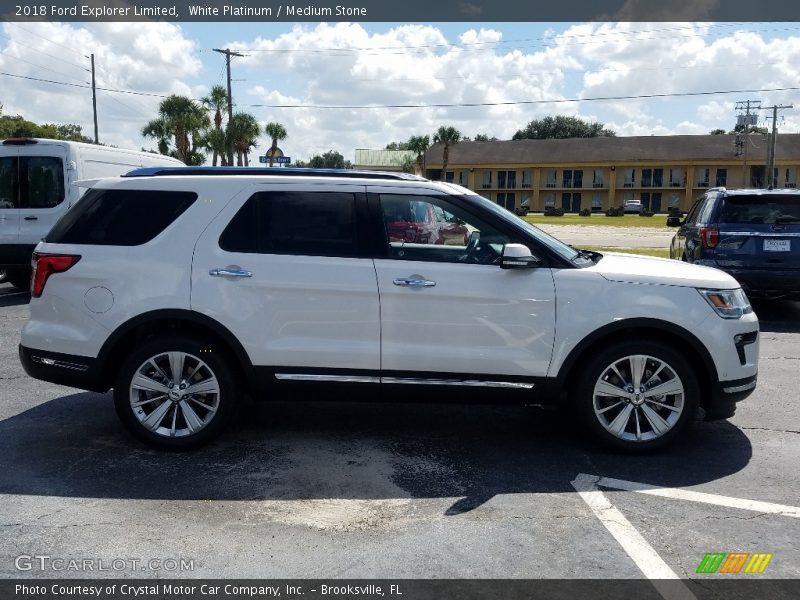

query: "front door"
xmin=370 ymin=187 xmax=556 ymax=381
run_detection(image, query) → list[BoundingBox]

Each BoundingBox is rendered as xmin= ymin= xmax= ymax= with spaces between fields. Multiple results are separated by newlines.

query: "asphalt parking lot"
xmin=1 ymin=281 xmax=798 ymax=583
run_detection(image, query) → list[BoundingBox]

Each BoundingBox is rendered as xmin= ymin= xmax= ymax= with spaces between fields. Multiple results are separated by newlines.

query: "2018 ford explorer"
xmin=19 ymin=168 xmax=759 ymax=451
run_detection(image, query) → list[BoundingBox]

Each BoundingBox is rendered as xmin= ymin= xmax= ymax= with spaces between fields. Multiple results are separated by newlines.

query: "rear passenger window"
xmin=220 ymin=191 xmax=357 ymax=257
xmin=46 ymin=189 xmax=196 ymax=245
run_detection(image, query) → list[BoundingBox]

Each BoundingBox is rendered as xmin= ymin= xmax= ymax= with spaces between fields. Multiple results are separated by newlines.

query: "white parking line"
xmin=595 ymin=475 xmax=800 ymax=518
xmin=571 ymin=473 xmax=697 ymax=600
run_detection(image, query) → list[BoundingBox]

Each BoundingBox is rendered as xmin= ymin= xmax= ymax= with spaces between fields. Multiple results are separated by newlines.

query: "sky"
xmin=1 ymin=20 xmax=799 ymax=163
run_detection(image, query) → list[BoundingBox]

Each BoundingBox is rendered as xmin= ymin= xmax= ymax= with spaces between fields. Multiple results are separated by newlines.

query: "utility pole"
xmin=761 ymin=104 xmax=793 ymax=189
xmin=89 ymin=54 xmax=99 ymax=144
xmin=734 ymin=100 xmax=760 ymax=186
xmin=213 ymin=48 xmax=244 ymax=166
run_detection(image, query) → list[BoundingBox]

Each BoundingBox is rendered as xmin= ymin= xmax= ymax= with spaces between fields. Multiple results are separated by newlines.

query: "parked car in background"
xmin=669 ymin=187 xmax=800 ymax=299
xmin=0 ymin=138 xmax=183 ymax=290
xmin=383 ymin=196 xmax=469 ymax=245
xmin=623 ymin=199 xmax=643 ymax=214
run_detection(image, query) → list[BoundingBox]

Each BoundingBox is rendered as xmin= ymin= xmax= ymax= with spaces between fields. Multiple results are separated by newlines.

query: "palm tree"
xmin=229 ymin=112 xmax=261 ymax=167
xmin=407 ymin=135 xmax=430 ymax=176
xmin=433 ymin=126 xmax=461 ymax=181
xmin=142 ymin=95 xmax=210 ymax=165
xmin=264 ymin=122 xmax=288 ymax=167
xmin=201 ymin=85 xmax=228 ymax=166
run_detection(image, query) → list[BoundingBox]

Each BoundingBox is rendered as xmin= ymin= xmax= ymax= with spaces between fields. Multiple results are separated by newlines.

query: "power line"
xmin=2 ymin=70 xmax=798 ymax=111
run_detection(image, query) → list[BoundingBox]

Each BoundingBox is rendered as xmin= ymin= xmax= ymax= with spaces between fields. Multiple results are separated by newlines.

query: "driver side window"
xmin=378 ymin=193 xmax=509 ymax=264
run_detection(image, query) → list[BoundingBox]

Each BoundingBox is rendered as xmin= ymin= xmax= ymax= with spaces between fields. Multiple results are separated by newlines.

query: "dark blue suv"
xmin=669 ymin=188 xmax=800 ymax=299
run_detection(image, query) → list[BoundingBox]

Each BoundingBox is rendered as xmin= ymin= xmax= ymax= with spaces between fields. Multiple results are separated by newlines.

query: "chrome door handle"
xmin=393 ymin=278 xmax=436 ymax=287
xmin=209 ymin=268 xmax=252 ymax=278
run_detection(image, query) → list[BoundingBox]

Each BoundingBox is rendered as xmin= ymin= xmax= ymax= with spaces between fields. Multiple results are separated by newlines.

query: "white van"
xmin=0 ymin=138 xmax=183 ymax=289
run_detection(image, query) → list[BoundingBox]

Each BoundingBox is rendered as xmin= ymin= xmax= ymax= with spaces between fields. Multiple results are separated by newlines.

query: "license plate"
xmin=763 ymin=239 xmax=791 ymax=252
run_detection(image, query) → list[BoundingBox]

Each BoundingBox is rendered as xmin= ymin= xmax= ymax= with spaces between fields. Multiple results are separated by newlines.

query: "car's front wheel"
xmin=575 ymin=340 xmax=699 ymax=452
xmin=114 ymin=336 xmax=238 ymax=450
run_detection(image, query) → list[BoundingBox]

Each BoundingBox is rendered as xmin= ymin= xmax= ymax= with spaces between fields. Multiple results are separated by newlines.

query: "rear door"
xmin=191 ymin=183 xmax=381 ymax=375
xmin=17 ymin=142 xmax=69 ymax=245
xmin=716 ymin=193 xmax=800 ymax=269
xmin=0 ymin=150 xmax=20 ymax=253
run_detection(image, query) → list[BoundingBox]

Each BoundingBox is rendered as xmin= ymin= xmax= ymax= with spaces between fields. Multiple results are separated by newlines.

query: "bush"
xmin=514 ymin=206 xmax=530 ymax=216
xmin=544 ymin=206 xmax=565 ymax=217
xmin=605 ymin=206 xmax=624 ymax=217
xmin=639 ymin=210 xmax=655 ymax=217
xmin=668 ymin=206 xmax=682 ymax=217
xmin=579 ymin=208 xmax=592 ymax=217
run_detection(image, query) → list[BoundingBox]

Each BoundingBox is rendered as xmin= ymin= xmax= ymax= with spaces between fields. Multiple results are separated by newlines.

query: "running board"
xmin=275 ymin=373 xmax=534 ymax=389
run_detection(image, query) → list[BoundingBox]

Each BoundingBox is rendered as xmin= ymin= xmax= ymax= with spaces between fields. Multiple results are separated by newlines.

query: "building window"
xmin=543 ymin=192 xmax=555 ymax=207
xmin=562 ymin=170 xmax=573 ymax=188
xmin=785 ymin=167 xmax=797 ymax=188
xmin=669 ymin=192 xmax=681 ymax=208
xmin=642 ymin=169 xmax=652 ymax=187
xmin=573 ymin=170 xmax=583 ymax=188
xmin=521 ymin=170 xmax=532 ymax=188
xmin=669 ymin=168 xmax=685 ymax=187
xmin=497 ymin=192 xmax=516 ymax=211
xmin=715 ymin=168 xmax=727 ymax=187
xmin=496 ymin=170 xmax=516 ymax=189
xmin=481 ymin=171 xmax=492 ymax=189
xmin=498 ymin=171 xmax=506 ymax=189
xmin=641 ymin=192 xmax=663 ymax=213
xmin=445 ymin=171 xmax=454 ymax=183
xmin=520 ymin=193 xmax=531 ymax=209
xmin=592 ymin=169 xmax=605 ymax=188
xmin=592 ymin=192 xmax=603 ymax=212
xmin=653 ymin=168 xmax=663 ymax=187
xmin=623 ymin=191 xmax=636 ymax=202
xmin=561 ymin=192 xmax=581 ymax=212
xmin=544 ymin=170 xmax=557 ymax=188
xmin=458 ymin=171 xmax=466 ymax=185
xmin=623 ymin=168 xmax=635 ymax=188
xmin=695 ymin=168 xmax=710 ymax=188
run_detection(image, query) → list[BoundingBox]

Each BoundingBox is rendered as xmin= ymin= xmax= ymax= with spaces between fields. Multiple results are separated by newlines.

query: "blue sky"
xmin=2 ymin=21 xmax=799 ymax=161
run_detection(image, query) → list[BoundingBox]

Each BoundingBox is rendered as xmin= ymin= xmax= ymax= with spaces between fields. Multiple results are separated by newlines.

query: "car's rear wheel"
xmin=575 ymin=340 xmax=698 ymax=452
xmin=114 ymin=336 xmax=238 ymax=450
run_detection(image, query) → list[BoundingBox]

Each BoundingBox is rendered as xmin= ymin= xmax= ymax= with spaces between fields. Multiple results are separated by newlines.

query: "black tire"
xmin=113 ymin=335 xmax=239 ymax=450
xmin=6 ymin=268 xmax=31 ymax=291
xmin=574 ymin=340 xmax=699 ymax=453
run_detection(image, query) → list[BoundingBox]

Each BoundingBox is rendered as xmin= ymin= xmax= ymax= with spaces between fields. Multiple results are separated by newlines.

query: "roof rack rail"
xmin=122 ymin=166 xmax=427 ymax=181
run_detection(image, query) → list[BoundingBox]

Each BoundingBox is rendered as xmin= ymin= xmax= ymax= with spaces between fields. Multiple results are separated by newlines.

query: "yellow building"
xmin=423 ymin=134 xmax=800 ymax=213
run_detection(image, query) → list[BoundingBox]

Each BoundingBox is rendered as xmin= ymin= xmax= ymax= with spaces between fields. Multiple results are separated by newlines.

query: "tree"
xmin=406 ymin=134 xmax=430 ymax=175
xmin=512 ymin=115 xmax=616 ymax=140
xmin=228 ymin=112 xmax=261 ymax=166
xmin=201 ymin=85 xmax=229 ymax=166
xmin=0 ymin=108 xmax=93 ymax=143
xmin=306 ymin=150 xmax=351 ymax=169
xmin=432 ymin=126 xmax=461 ymax=180
xmin=731 ymin=123 xmax=768 ymax=135
xmin=399 ymin=154 xmax=416 ymax=174
xmin=264 ymin=122 xmax=288 ymax=167
xmin=385 ymin=141 xmax=410 ymax=150
xmin=474 ymin=133 xmax=497 ymax=142
xmin=709 ymin=128 xmax=727 ymax=135
xmin=142 ymin=95 xmax=209 ymax=165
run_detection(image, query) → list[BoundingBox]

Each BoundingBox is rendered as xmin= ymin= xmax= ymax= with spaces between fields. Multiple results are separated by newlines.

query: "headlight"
xmin=698 ymin=288 xmax=753 ymax=319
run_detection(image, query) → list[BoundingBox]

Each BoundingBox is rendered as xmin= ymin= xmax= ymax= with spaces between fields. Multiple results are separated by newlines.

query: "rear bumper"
xmin=720 ymin=266 xmax=800 ymax=296
xmin=19 ymin=344 xmax=108 ymax=393
xmin=0 ymin=244 xmax=36 ymax=269
xmin=705 ymin=373 xmax=758 ymax=420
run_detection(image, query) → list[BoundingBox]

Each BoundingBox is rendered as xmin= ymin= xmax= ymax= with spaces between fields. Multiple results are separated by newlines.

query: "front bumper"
xmin=0 ymin=244 xmax=36 ymax=269
xmin=19 ymin=344 xmax=108 ymax=393
xmin=705 ymin=373 xmax=758 ymax=420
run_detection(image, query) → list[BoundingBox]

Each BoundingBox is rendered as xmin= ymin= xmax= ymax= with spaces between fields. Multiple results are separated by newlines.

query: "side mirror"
xmin=501 ymin=243 xmax=540 ymax=269
xmin=666 ymin=216 xmax=682 ymax=227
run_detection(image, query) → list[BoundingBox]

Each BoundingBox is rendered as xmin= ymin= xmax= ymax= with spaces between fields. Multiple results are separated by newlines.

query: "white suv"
xmin=19 ymin=167 xmax=759 ymax=451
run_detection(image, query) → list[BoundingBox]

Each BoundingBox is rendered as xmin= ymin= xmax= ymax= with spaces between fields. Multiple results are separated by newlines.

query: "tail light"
xmin=699 ymin=226 xmax=719 ymax=249
xmin=31 ymin=253 xmax=81 ymax=298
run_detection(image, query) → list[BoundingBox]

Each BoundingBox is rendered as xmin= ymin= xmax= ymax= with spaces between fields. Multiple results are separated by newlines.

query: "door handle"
xmin=393 ymin=277 xmax=436 ymax=287
xmin=209 ymin=267 xmax=252 ymax=278
xmin=24 ymin=216 xmax=38 ymax=221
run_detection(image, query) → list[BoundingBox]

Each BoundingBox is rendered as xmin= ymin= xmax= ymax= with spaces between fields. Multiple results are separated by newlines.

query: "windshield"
xmin=463 ymin=193 xmax=582 ymax=262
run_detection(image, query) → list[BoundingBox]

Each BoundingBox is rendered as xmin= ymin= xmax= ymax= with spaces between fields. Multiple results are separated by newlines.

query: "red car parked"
xmin=383 ymin=198 xmax=469 ymax=246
